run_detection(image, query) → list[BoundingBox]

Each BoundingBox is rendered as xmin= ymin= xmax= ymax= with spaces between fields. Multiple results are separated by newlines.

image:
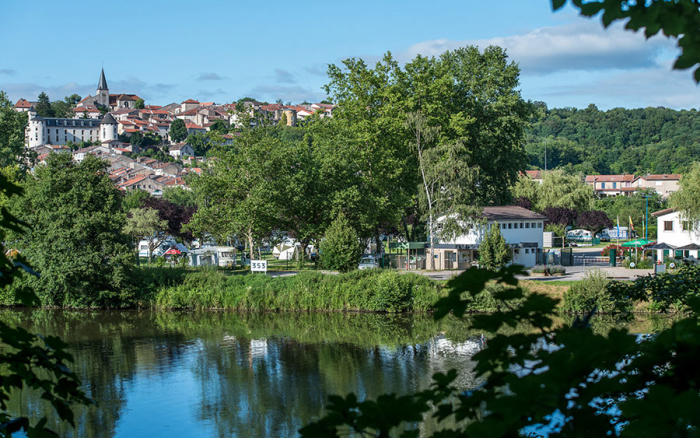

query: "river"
xmin=0 ymin=309 xmax=666 ymax=437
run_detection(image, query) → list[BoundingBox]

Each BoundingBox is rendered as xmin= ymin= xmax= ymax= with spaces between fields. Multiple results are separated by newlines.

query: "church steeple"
xmin=97 ymin=68 xmax=108 ymax=91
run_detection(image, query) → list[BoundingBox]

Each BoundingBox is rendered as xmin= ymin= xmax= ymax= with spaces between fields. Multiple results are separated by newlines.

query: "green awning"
xmin=621 ymin=239 xmax=654 ymax=248
xmin=388 ymin=242 xmax=426 ymax=250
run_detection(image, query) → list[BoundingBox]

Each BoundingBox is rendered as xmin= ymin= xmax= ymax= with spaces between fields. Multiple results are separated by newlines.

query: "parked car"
xmin=358 ymin=256 xmax=379 ymax=270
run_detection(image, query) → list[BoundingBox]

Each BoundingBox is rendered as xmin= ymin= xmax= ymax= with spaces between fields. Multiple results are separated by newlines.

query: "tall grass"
xmin=153 ymin=269 xmax=444 ymax=312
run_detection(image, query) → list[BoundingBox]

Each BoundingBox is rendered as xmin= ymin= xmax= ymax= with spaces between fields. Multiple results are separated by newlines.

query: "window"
xmin=531 ymin=222 xmax=536 ymax=228
xmin=683 ymin=221 xmax=691 ymax=231
xmin=664 ymin=221 xmax=673 ymax=231
xmin=508 ymin=223 xmax=512 ymax=229
xmin=526 ymin=223 xmax=530 ymax=228
xmin=520 ymin=223 xmax=524 ymax=228
xmin=612 ymin=182 xmax=617 ymax=189
xmin=501 ymin=223 xmax=506 ymax=229
xmin=525 ymin=249 xmax=529 ymax=254
xmin=538 ymin=223 xmax=542 ymax=228
xmin=601 ymin=182 xmax=606 ymax=189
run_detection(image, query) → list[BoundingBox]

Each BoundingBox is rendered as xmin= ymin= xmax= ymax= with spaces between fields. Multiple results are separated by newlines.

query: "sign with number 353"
xmin=251 ymin=260 xmax=267 ymax=273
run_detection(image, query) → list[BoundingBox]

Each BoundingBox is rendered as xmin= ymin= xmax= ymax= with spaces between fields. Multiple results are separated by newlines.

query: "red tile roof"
xmin=15 ymin=98 xmax=33 ymax=108
xmin=585 ymin=175 xmax=636 ymax=183
xmin=646 ymin=174 xmax=681 ymax=181
xmin=182 ymin=99 xmax=200 ymax=104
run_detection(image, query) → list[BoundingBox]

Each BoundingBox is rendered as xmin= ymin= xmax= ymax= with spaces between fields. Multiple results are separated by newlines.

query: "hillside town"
xmin=14 ymin=69 xmax=335 ymax=195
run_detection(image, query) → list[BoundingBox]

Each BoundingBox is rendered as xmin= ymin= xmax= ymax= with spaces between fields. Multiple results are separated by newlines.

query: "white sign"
xmin=251 ymin=260 xmax=267 ymax=273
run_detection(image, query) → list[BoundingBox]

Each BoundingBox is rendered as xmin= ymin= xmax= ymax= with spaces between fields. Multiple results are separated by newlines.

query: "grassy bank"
xmin=151 ymin=269 xmax=444 ymax=312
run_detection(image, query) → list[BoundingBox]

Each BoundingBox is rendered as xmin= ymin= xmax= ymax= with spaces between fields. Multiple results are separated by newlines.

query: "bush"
xmin=319 ymin=213 xmax=363 ymax=272
xmin=531 ymin=265 xmax=566 ymax=275
xmin=154 ymin=269 xmax=443 ymax=312
xmin=562 ymin=269 xmax=627 ymax=313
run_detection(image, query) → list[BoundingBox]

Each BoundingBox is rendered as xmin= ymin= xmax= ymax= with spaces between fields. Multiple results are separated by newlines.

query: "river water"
xmin=1 ymin=309 xmax=490 ymax=437
xmin=1 ymin=309 xmax=666 ymax=437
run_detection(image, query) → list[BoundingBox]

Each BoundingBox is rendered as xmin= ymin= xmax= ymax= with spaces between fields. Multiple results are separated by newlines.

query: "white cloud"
xmin=197 ymin=72 xmax=226 ymax=81
xmin=404 ymin=21 xmax=677 ymax=75
xmin=274 ymin=69 xmax=296 ymax=84
xmin=249 ymin=84 xmax=325 ymax=103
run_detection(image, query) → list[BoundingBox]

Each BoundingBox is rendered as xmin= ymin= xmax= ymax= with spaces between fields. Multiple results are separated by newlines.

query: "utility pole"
xmin=544 ymin=137 xmax=547 ymax=172
xmin=644 ymin=195 xmax=651 ymax=240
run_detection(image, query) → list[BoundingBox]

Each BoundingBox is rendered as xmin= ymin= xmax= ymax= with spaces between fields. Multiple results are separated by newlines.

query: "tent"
xmin=164 ymin=248 xmax=182 ymax=255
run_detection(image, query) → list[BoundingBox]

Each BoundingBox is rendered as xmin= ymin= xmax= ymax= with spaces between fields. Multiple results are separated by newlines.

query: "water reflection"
xmin=0 ymin=310 xmax=671 ymax=437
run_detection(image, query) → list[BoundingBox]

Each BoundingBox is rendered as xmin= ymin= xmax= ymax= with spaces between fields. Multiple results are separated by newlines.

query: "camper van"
xmin=190 ymin=246 xmax=236 ymax=267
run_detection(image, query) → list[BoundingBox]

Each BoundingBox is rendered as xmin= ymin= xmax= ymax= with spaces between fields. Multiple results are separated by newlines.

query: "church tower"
xmin=96 ymin=68 xmax=109 ymax=108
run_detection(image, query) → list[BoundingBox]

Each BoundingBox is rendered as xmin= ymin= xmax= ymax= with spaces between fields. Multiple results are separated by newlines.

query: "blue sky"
xmin=1 ymin=0 xmax=697 ymax=109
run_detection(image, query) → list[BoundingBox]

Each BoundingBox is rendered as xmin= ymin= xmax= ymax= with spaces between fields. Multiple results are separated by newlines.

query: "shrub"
xmin=531 ymin=265 xmax=566 ymax=275
xmin=319 ymin=213 xmax=363 ymax=273
xmin=562 ymin=269 xmax=627 ymax=313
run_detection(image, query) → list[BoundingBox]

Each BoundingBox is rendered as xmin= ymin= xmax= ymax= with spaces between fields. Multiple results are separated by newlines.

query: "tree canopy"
xmin=170 ymin=119 xmax=187 ymax=143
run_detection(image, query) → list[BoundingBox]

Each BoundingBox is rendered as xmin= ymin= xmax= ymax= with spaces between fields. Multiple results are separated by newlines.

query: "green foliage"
xmin=478 ymin=222 xmax=511 ymax=270
xmin=562 ymin=269 xmax=623 ymax=313
xmin=597 ymin=188 xmax=665 ymax=236
xmin=303 ymin=264 xmax=700 ymax=436
xmin=162 ymin=186 xmax=197 ymax=207
xmin=122 ymin=188 xmax=150 ymax=211
xmin=319 ymin=213 xmax=362 ymax=273
xmin=671 ymin=161 xmax=700 ymax=226
xmin=9 ymin=154 xmax=133 ymax=307
xmin=0 ymin=91 xmax=30 ymax=171
xmin=513 ymin=169 xmax=593 ymax=212
xmin=35 ymin=92 xmax=54 ymax=118
xmin=153 ymin=269 xmax=442 ymax=312
xmin=134 ymin=98 xmax=145 ymax=109
xmin=0 ymin=165 xmax=92 ymax=435
xmin=123 ymin=207 xmax=168 ymax=264
xmin=531 ymin=264 xmax=566 ymax=274
xmin=527 ymin=105 xmax=700 ymax=174
xmin=169 ymin=119 xmax=187 ymax=143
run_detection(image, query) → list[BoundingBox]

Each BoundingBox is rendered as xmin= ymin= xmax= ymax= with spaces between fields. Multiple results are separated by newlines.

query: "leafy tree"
xmin=577 ymin=209 xmax=613 ymax=237
xmin=10 ymin=153 xmax=133 ymax=306
xmin=0 ymin=170 xmax=92 ymax=436
xmin=122 ymin=188 xmax=150 ymax=211
xmin=50 ymin=100 xmax=72 ymax=118
xmin=513 ymin=170 xmax=593 ymax=212
xmin=209 ymin=119 xmax=228 ymax=133
xmin=279 ymin=112 xmax=288 ymax=126
xmin=163 ymin=186 xmax=197 ymax=207
xmin=319 ymin=212 xmax=362 ymax=272
xmin=597 ymin=188 xmax=665 ymax=236
xmin=134 ymin=98 xmax=145 ymax=109
xmin=123 ymin=207 xmax=168 ymax=265
xmin=543 ymin=206 xmax=578 ymax=227
xmin=671 ymin=162 xmax=700 ymax=227
xmin=186 ymin=132 xmax=210 ymax=156
xmin=130 ymin=131 xmax=143 ymax=146
xmin=35 ymin=92 xmax=54 ymax=117
xmin=187 ymin=124 xmax=287 ymax=255
xmin=478 ymin=222 xmax=511 ymax=270
xmin=170 ymin=119 xmax=187 ymax=143
xmin=0 ymin=91 xmax=30 ymax=170
xmin=141 ymin=196 xmax=196 ymax=242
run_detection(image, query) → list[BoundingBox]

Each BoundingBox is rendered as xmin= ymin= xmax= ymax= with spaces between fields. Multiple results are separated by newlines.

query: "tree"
xmin=478 ymin=222 xmax=512 ymax=270
xmin=323 ymin=47 xmax=532 ymax=248
xmin=319 ymin=212 xmax=362 ymax=272
xmin=122 ymin=188 xmax=150 ymax=211
xmin=130 ymin=131 xmax=143 ymax=146
xmin=123 ymin=207 xmax=168 ymax=265
xmin=0 ymin=91 xmax=30 ymax=170
xmin=10 ymin=153 xmax=133 ymax=306
xmin=555 ymin=0 xmax=700 ymax=82
xmin=671 ymin=162 xmax=700 ymax=227
xmin=0 ymin=169 xmax=92 ymax=436
xmin=577 ymin=209 xmax=613 ymax=237
xmin=163 ymin=186 xmax=197 ymax=208
xmin=134 ymin=98 xmax=145 ymax=109
xmin=35 ymin=92 xmax=54 ymax=117
xmin=170 ymin=119 xmax=187 ymax=143
xmin=187 ymin=124 xmax=287 ymax=255
xmin=513 ymin=170 xmax=593 ymax=212
xmin=141 ymin=196 xmax=196 ymax=243
xmin=279 ymin=112 xmax=288 ymax=126
xmin=209 ymin=119 xmax=228 ymax=133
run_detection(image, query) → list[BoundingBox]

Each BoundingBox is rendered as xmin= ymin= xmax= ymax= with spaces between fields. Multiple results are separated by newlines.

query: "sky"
xmin=1 ymin=0 xmax=698 ymax=110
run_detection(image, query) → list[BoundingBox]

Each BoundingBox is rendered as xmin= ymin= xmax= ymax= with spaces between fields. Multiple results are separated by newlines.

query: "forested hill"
xmin=525 ymin=103 xmax=700 ymax=175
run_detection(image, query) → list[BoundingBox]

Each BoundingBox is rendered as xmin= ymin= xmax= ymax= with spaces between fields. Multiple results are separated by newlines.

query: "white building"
xmin=431 ymin=206 xmax=546 ymax=269
xmin=169 ymin=143 xmax=194 ymax=159
xmin=652 ymin=208 xmax=700 ymax=259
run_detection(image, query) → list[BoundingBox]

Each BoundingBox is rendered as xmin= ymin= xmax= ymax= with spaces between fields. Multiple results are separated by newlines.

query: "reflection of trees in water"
xmin=0 ymin=309 xmax=654 ymax=437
